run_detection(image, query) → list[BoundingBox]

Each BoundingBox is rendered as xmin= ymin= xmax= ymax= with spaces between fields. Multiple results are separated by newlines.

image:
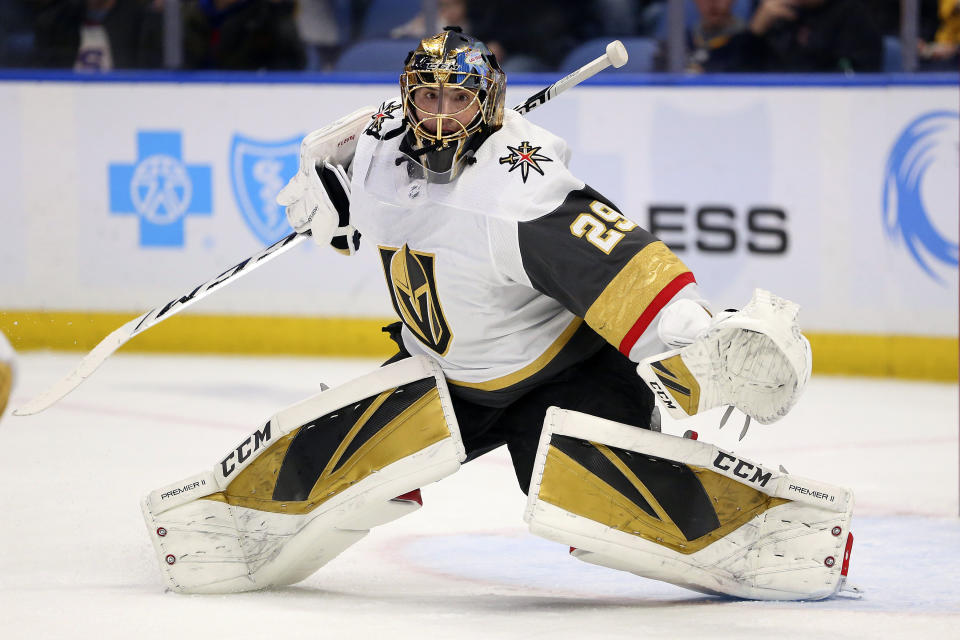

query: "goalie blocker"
xmin=141 ymin=356 xmax=464 ymax=594
xmin=525 ymin=408 xmax=855 ymax=600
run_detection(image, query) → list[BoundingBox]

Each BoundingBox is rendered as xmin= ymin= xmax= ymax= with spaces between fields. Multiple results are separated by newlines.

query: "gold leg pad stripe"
xmin=204 ymin=386 xmax=451 ymax=515
xmin=538 ymin=437 xmax=790 ymax=555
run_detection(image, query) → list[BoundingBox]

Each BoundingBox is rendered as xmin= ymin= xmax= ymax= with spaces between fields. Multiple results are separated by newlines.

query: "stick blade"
xmin=14 ymin=370 xmax=86 ymax=416
xmin=13 ymin=317 xmax=142 ymax=416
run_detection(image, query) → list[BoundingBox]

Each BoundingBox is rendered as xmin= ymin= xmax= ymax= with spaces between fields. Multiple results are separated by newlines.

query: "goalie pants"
xmin=383 ymin=322 xmax=655 ymax=493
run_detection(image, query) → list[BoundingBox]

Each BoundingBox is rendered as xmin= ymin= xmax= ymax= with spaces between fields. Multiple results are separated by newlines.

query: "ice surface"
xmin=1 ymin=352 xmax=957 ymax=639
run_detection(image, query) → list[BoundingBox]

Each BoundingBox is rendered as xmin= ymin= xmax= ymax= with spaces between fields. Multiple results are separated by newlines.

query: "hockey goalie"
xmin=142 ymin=28 xmax=854 ymax=600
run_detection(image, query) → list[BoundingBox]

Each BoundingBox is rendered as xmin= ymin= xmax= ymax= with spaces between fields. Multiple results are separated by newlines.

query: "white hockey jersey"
xmin=346 ymin=100 xmax=697 ymax=407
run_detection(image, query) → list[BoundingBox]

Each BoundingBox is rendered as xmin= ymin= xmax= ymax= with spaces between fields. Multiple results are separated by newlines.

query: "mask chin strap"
xmin=411 ymin=139 xmax=445 ymax=158
xmin=394 ymin=135 xmax=443 ymax=167
xmin=395 ymin=119 xmax=495 ymax=172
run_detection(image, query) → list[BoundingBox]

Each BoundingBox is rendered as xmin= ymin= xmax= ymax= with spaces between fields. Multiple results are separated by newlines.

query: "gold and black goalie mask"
xmin=400 ymin=27 xmax=506 ymax=179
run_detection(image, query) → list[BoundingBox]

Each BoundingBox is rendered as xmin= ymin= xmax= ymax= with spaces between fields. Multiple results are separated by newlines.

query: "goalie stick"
xmin=15 ymin=40 xmax=629 ymax=417
xmin=513 ymin=40 xmax=627 ymax=114
xmin=14 ymin=232 xmax=307 ymax=416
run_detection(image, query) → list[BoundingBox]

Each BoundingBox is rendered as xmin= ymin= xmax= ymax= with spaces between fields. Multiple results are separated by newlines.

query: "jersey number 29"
xmin=569 ymin=201 xmax=637 ymax=254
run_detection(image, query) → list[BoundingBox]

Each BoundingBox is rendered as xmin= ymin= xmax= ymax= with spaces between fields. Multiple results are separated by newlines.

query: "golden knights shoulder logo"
xmin=378 ymin=244 xmax=452 ymax=355
xmin=499 ymin=140 xmax=552 ymax=183
xmin=365 ymin=100 xmax=402 ymax=139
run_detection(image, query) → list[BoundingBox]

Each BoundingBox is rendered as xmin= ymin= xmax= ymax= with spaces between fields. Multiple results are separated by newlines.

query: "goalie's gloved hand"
xmin=657 ymin=299 xmax=741 ymax=350
xmin=638 ymin=289 xmax=812 ymax=428
xmin=656 ymin=298 xmax=713 ymax=349
xmin=277 ymin=161 xmax=351 ymax=246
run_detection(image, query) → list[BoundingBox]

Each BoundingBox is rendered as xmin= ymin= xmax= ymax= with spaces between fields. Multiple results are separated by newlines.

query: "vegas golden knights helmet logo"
xmin=379 ymin=245 xmax=452 ymax=355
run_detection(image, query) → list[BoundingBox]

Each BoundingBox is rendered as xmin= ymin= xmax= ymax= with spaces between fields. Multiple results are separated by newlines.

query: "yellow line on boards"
xmin=0 ymin=310 xmax=397 ymax=358
xmin=0 ymin=310 xmax=956 ymax=381
xmin=805 ymin=333 xmax=957 ymax=381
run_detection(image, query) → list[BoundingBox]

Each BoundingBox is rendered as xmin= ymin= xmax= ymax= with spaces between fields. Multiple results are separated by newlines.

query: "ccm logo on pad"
xmin=221 ymin=421 xmax=273 ymax=478
xmin=713 ymin=452 xmax=772 ymax=487
xmin=648 ymin=381 xmax=678 ymax=410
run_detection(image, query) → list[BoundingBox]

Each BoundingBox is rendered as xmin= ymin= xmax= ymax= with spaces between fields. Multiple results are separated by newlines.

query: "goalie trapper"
xmin=638 ymin=288 xmax=813 ymax=426
xmin=141 ymin=356 xmax=464 ymax=594
xmin=525 ymin=408 xmax=855 ymax=601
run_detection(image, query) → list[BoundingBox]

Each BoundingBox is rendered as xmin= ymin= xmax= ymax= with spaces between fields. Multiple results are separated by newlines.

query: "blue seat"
xmin=335 ymin=39 xmax=420 ymax=72
xmin=883 ymin=36 xmax=903 ymax=72
xmin=560 ymin=37 xmax=658 ymax=73
xmin=359 ymin=0 xmax=422 ymax=40
xmin=654 ymin=0 xmax=755 ymax=39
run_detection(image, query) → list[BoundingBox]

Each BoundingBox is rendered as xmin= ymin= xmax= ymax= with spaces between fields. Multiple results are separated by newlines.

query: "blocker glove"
xmin=277 ymin=161 xmax=351 ymax=246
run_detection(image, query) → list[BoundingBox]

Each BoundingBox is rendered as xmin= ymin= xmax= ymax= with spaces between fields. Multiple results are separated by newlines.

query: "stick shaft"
xmin=513 ymin=47 xmax=619 ymax=115
xmin=14 ymin=232 xmax=307 ymax=415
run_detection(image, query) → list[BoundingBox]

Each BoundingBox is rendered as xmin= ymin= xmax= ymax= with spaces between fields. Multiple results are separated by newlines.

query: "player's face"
xmin=411 ymin=86 xmax=481 ymax=136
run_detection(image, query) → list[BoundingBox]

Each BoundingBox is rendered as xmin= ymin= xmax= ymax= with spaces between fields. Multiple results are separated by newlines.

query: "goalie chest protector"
xmin=350 ymin=103 xmax=600 ymax=404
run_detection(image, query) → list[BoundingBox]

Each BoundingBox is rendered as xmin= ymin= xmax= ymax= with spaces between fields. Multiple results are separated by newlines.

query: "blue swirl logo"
xmin=883 ymin=111 xmax=959 ymax=284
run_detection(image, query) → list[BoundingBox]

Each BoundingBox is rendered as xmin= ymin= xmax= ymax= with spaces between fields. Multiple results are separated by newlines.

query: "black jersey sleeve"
xmin=517 ymin=185 xmax=695 ymax=355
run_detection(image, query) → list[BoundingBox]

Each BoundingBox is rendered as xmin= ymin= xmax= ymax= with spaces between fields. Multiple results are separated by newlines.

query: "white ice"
xmin=1 ymin=352 xmax=958 ymax=639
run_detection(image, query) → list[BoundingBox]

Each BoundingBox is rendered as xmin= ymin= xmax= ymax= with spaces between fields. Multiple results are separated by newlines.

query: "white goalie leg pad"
xmin=638 ymin=288 xmax=812 ymax=425
xmin=141 ymin=355 xmax=464 ymax=594
xmin=525 ymin=408 xmax=855 ymax=601
xmin=0 ymin=329 xmax=15 ymax=417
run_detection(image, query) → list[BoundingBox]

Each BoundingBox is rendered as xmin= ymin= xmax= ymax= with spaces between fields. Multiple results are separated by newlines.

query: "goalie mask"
xmin=400 ymin=27 xmax=506 ymax=181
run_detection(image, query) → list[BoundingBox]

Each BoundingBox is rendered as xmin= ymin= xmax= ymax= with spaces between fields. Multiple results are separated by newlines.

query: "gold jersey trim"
xmin=446 ymin=316 xmax=584 ymax=392
xmin=584 ymin=241 xmax=692 ymax=347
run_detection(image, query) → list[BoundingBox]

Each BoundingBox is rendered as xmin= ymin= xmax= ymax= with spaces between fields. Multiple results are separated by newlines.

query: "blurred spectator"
xmin=687 ymin=0 xmax=749 ymax=71
xmin=33 ymin=0 xmax=163 ymax=70
xmin=683 ymin=0 xmax=882 ymax=72
xmin=469 ymin=0 xmax=602 ymax=71
xmin=296 ymin=0 xmax=341 ymax=70
xmin=935 ymin=0 xmax=960 ymax=43
xmin=919 ymin=0 xmax=960 ymax=69
xmin=182 ymin=0 xmax=305 ymax=70
xmin=390 ymin=0 xmax=471 ymax=39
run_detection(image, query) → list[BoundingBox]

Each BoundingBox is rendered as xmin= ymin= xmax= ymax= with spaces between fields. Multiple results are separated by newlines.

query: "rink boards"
xmin=0 ymin=74 xmax=956 ymax=379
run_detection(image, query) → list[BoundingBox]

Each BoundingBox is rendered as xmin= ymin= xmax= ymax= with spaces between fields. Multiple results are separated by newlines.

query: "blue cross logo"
xmin=109 ymin=131 xmax=212 ymax=247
